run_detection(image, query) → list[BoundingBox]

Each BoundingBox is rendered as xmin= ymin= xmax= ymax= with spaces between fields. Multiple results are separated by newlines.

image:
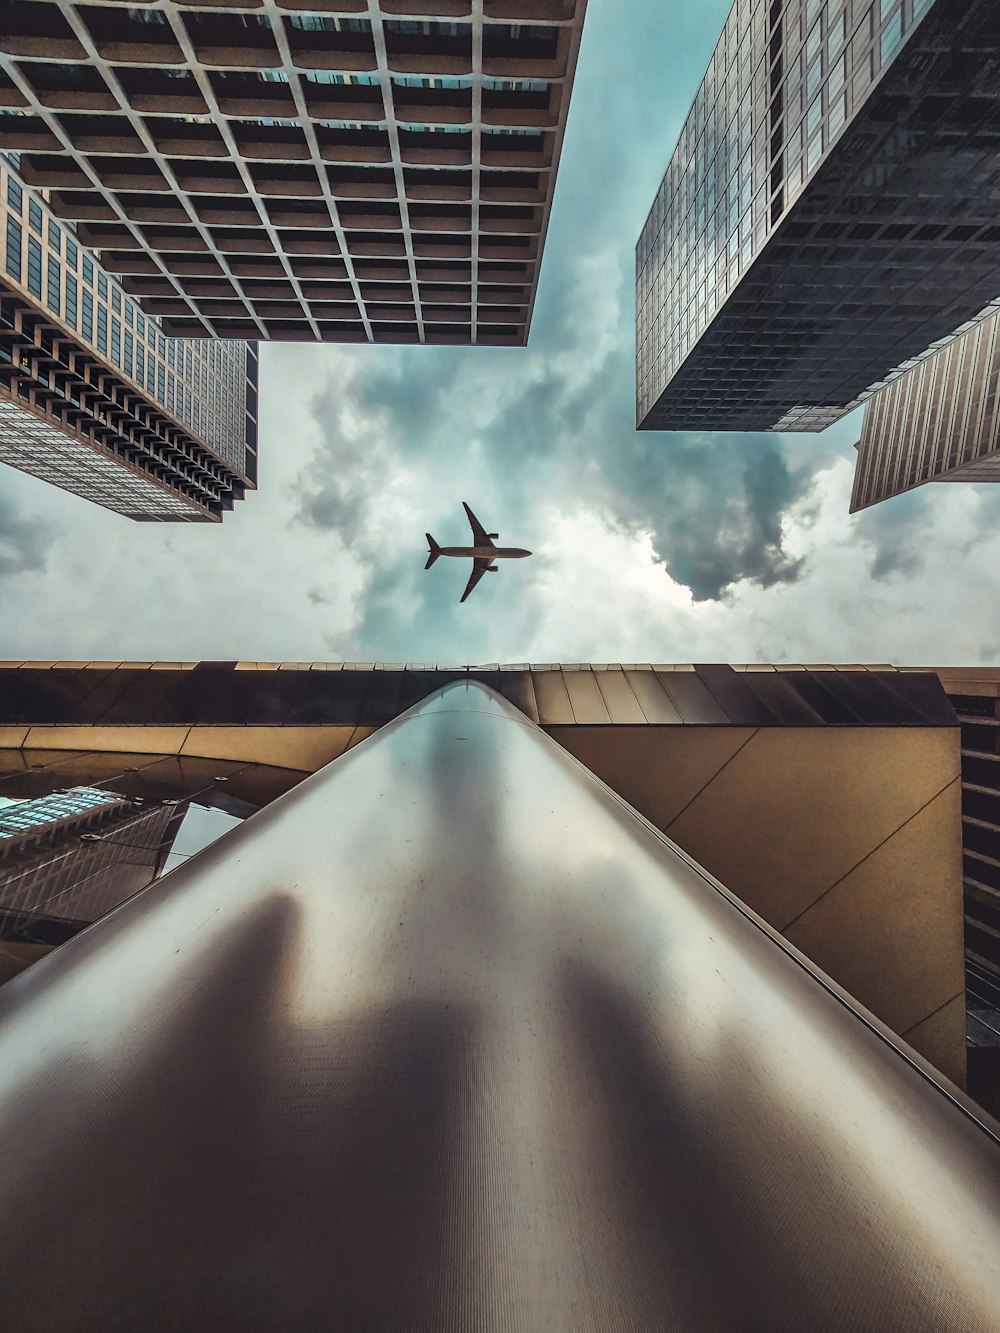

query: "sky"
xmin=2 ymin=0 xmax=1000 ymax=667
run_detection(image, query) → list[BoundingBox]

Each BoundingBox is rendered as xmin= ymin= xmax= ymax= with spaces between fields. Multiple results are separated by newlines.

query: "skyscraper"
xmin=0 ymin=784 xmax=184 ymax=940
xmin=0 ymin=3 xmax=587 ymax=346
xmin=636 ymin=0 xmax=1000 ymax=433
xmin=850 ymin=303 xmax=1000 ymax=510
xmin=0 ymin=157 xmax=258 ymax=521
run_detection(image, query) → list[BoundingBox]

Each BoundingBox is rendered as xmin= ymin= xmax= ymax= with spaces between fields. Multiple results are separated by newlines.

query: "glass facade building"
xmin=636 ymin=0 xmax=1000 ymax=432
xmin=0 ymin=156 xmax=258 ymax=520
xmin=0 ymin=785 xmax=184 ymax=937
xmin=851 ymin=305 xmax=1000 ymax=510
xmin=0 ymin=2 xmax=587 ymax=346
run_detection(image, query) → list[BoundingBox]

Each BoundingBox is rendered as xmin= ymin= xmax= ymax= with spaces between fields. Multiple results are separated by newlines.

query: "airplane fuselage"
xmin=438 ymin=545 xmax=531 ymax=560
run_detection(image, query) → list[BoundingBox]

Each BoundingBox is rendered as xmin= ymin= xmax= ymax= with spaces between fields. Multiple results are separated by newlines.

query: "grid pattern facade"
xmin=938 ymin=682 xmax=1000 ymax=1107
xmin=851 ymin=305 xmax=1000 ymax=510
xmin=0 ymin=801 xmax=182 ymax=932
xmin=0 ymin=784 xmax=121 ymax=838
xmin=636 ymin=0 xmax=1000 ymax=432
xmin=0 ymin=157 xmax=258 ymax=519
xmin=0 ymin=2 xmax=587 ymax=347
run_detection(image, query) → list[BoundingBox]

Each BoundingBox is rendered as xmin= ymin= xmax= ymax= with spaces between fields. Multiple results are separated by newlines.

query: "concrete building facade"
xmin=0 ymin=2 xmax=587 ymax=347
xmin=636 ymin=0 xmax=1000 ymax=433
xmin=0 ymin=156 xmax=258 ymax=520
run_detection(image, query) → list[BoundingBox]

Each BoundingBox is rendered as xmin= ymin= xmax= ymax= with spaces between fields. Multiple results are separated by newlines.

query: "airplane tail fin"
xmin=425 ymin=534 xmax=441 ymax=570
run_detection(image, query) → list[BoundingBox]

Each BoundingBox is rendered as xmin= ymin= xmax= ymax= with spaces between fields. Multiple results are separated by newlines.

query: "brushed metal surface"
xmin=0 ymin=680 xmax=998 ymax=1330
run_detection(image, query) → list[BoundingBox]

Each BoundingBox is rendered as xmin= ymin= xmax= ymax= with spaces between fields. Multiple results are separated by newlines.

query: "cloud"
xmin=0 ymin=0 xmax=998 ymax=672
xmin=0 ymin=490 xmax=56 ymax=578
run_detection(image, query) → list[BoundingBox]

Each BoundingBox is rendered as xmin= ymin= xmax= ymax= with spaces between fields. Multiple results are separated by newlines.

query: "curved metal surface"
xmin=0 ymin=680 xmax=998 ymax=1330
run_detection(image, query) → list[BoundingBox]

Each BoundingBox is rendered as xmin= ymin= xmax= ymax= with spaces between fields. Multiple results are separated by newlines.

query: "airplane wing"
xmin=460 ymin=558 xmax=495 ymax=604
xmin=463 ymin=501 xmax=495 ymax=548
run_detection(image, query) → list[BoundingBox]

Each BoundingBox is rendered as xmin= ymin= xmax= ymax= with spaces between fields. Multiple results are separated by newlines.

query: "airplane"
xmin=425 ymin=502 xmax=532 ymax=603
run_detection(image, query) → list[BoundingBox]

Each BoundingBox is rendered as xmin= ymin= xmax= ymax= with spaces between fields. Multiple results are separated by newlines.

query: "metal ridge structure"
xmin=0 ymin=680 xmax=997 ymax=1328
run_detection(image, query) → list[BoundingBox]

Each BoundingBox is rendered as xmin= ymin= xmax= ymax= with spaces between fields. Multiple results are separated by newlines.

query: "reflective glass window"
xmin=26 ymin=235 xmax=42 ymax=298
xmin=5 ymin=216 xmax=21 ymax=280
xmin=46 ymin=254 xmax=60 ymax=313
xmin=66 ymin=272 xmax=78 ymax=327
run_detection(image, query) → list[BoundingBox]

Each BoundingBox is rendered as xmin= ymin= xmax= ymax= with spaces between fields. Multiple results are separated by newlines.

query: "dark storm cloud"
xmin=0 ymin=493 xmax=55 ymax=577
xmin=851 ymin=487 xmax=931 ymax=581
xmin=606 ymin=429 xmax=808 ymax=600
xmin=294 ymin=382 xmax=394 ymax=548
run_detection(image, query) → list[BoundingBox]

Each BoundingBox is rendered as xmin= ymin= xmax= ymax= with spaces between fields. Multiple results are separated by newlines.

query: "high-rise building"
xmin=0 ymin=3 xmax=587 ymax=347
xmin=636 ymin=0 xmax=1000 ymax=433
xmin=0 ymin=784 xmax=184 ymax=940
xmin=850 ymin=303 xmax=1000 ymax=510
xmin=0 ymin=156 xmax=258 ymax=521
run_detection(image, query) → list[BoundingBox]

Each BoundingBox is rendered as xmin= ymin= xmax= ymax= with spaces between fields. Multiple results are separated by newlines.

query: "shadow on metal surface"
xmin=0 ymin=680 xmax=997 ymax=1330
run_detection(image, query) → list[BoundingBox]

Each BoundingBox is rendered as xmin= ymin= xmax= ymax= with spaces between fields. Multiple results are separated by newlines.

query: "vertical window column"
xmin=5 ymin=216 xmax=22 ymax=281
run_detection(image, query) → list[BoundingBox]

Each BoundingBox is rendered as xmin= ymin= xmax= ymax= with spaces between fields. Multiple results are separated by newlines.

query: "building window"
xmin=5 ymin=216 xmax=21 ymax=281
xmin=83 ymin=254 xmax=94 ymax=285
xmin=47 ymin=219 xmax=61 ymax=252
xmin=111 ymin=286 xmax=121 ymax=314
xmin=125 ymin=300 xmax=134 ymax=328
xmin=111 ymin=315 xmax=121 ymax=363
xmin=26 ymin=235 xmax=42 ymax=298
xmin=28 ymin=199 xmax=42 ymax=234
xmin=46 ymin=254 xmax=60 ymax=313
xmin=66 ymin=272 xmax=78 ymax=327
xmin=881 ymin=11 xmax=903 ymax=61
xmin=97 ymin=302 xmax=108 ymax=353
xmin=157 ymin=363 xmax=165 ymax=400
xmin=98 ymin=271 xmax=108 ymax=299
xmin=81 ymin=287 xmax=93 ymax=341
xmin=66 ymin=236 xmax=78 ymax=270
xmin=124 ymin=329 xmax=133 ymax=376
xmin=6 ymin=176 xmax=21 ymax=213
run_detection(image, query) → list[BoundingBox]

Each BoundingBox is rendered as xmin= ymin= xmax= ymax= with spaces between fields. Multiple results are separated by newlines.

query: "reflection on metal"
xmin=0 ymin=682 xmax=997 ymax=1330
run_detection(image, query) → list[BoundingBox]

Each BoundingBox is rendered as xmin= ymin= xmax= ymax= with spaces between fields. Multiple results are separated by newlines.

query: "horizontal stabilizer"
xmin=425 ymin=534 xmax=441 ymax=570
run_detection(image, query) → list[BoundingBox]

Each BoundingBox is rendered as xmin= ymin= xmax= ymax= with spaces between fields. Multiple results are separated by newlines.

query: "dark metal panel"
xmin=693 ymin=664 xmax=778 ymax=725
xmin=357 ymin=671 xmax=405 ymax=728
xmin=623 ymin=669 xmax=685 ymax=724
xmin=784 ymin=673 xmax=861 ymax=724
xmin=740 ymin=672 xmax=826 ymax=725
xmin=0 ymin=681 xmax=997 ymax=1330
xmin=0 ymin=668 xmax=115 ymax=724
xmin=801 ymin=671 xmax=903 ymax=725
xmin=880 ymin=672 xmax=960 ymax=726
xmin=160 ymin=667 xmax=304 ymax=725
xmin=95 ymin=669 xmax=190 ymax=725
xmin=562 ymin=669 xmax=612 ymax=724
xmin=655 ymin=670 xmax=730 ymax=723
xmin=530 ymin=669 xmax=575 ymax=725
xmin=282 ymin=671 xmax=354 ymax=725
xmin=45 ymin=668 xmax=138 ymax=723
xmin=497 ymin=671 xmax=539 ymax=722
